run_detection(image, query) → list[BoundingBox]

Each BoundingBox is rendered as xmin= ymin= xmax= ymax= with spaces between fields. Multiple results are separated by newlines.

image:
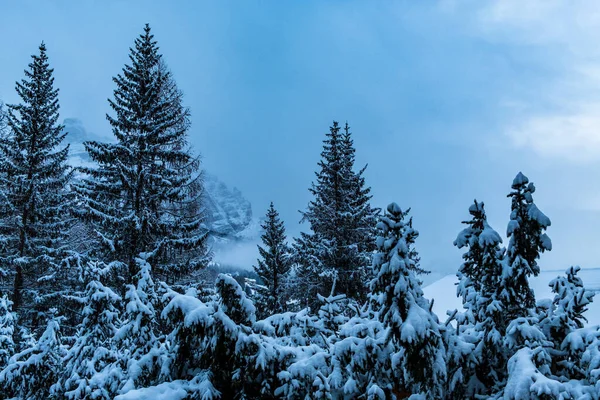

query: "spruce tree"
xmin=338 ymin=122 xmax=381 ymax=274
xmin=504 ymin=172 xmax=551 ymax=319
xmin=75 ymin=24 xmax=208 ymax=283
xmin=453 ymin=200 xmax=508 ymax=395
xmin=0 ymin=43 xmax=74 ymax=326
xmin=454 ymin=200 xmax=488 ymax=315
xmin=253 ymin=202 xmax=292 ymax=318
xmin=454 ymin=186 xmax=552 ymax=396
xmin=369 ymin=203 xmax=446 ymax=398
xmin=294 ymin=121 xmax=377 ymax=310
xmin=454 ymin=200 xmax=507 ymax=324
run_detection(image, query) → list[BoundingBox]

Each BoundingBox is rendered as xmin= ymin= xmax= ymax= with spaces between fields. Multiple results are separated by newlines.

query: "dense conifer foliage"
xmin=58 ymin=269 xmax=122 ymax=399
xmin=0 ymin=25 xmax=598 ymax=400
xmin=369 ymin=203 xmax=446 ymax=398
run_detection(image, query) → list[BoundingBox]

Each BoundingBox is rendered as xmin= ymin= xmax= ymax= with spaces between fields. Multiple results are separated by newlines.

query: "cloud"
xmin=504 ymin=103 xmax=600 ymax=162
xmin=451 ymin=1 xmax=600 ymax=162
xmin=476 ymin=0 xmax=600 ymax=50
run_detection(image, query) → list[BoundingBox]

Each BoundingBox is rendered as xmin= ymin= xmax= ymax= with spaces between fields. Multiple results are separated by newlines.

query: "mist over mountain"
xmin=62 ymin=118 xmax=261 ymax=269
xmin=203 ymin=173 xmax=254 ymax=241
xmin=63 ymin=118 xmax=111 ymax=170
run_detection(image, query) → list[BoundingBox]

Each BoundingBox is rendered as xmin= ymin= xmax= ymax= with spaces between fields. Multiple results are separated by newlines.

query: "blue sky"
xmin=2 ymin=1 xmax=600 ymax=278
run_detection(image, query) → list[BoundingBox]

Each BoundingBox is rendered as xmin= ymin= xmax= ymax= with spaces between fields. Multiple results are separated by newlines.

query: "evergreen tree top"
xmin=506 ymin=172 xmax=552 ymax=265
xmin=77 ymin=24 xmax=208 ymax=279
xmin=370 ymin=202 xmax=421 ymax=300
xmin=17 ymin=41 xmax=54 ymax=90
xmin=454 ymin=199 xmax=505 ymax=318
xmin=503 ymin=172 xmax=552 ymax=315
xmin=7 ymin=42 xmax=64 ymax=142
xmin=261 ymin=202 xmax=286 ymax=242
xmin=455 ymin=200 xmax=503 ymax=250
xmin=512 ymin=171 xmax=529 ymax=187
xmin=454 ymin=200 xmax=485 ymax=249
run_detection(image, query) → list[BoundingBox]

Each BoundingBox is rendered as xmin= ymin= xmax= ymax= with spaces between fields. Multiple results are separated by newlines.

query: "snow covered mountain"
xmin=63 ymin=118 xmax=259 ymax=248
xmin=423 ymin=268 xmax=600 ymax=326
xmin=63 ymin=118 xmax=111 ymax=170
xmin=202 ymin=173 xmax=255 ymax=242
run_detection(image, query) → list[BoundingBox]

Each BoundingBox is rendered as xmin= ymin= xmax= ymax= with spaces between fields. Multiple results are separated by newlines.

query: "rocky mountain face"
xmin=63 ymin=118 xmax=256 ymax=245
xmin=202 ymin=173 xmax=254 ymax=242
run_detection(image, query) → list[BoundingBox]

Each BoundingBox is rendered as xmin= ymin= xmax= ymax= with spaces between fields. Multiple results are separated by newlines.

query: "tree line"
xmin=0 ymin=24 xmax=597 ymax=399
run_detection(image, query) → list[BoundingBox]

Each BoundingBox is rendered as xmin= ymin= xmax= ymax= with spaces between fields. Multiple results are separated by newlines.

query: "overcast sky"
xmin=2 ymin=1 xmax=600 ymax=278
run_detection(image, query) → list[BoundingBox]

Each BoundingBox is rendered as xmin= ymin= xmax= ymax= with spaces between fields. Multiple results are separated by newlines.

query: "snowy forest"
xmin=0 ymin=24 xmax=598 ymax=400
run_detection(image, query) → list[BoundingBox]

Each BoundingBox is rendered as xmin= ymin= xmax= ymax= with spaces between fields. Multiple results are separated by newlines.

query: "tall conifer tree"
xmin=504 ymin=172 xmax=551 ymax=318
xmin=369 ymin=203 xmax=446 ymax=398
xmin=253 ymin=202 xmax=292 ymax=318
xmin=294 ymin=121 xmax=377 ymax=310
xmin=75 ymin=25 xmax=208 ymax=282
xmin=454 ymin=200 xmax=508 ymax=395
xmin=0 ymin=43 xmax=73 ymax=325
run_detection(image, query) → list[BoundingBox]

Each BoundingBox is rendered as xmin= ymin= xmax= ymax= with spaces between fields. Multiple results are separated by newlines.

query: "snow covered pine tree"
xmin=0 ymin=42 xmax=74 ymax=332
xmin=115 ymin=257 xmax=170 ymax=394
xmin=161 ymin=273 xmax=276 ymax=399
xmin=294 ymin=121 xmax=377 ymax=310
xmin=369 ymin=203 xmax=446 ymax=399
xmin=504 ymin=172 xmax=552 ymax=319
xmin=495 ymin=172 xmax=557 ymax=397
xmin=74 ymin=24 xmax=208 ymax=285
xmin=253 ymin=202 xmax=292 ymax=318
xmin=58 ymin=265 xmax=123 ymax=399
xmin=453 ymin=200 xmax=509 ymax=396
xmin=0 ymin=312 xmax=64 ymax=399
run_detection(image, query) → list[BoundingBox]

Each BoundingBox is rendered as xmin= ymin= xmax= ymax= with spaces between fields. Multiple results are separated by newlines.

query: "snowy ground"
xmin=423 ymin=268 xmax=600 ymax=326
